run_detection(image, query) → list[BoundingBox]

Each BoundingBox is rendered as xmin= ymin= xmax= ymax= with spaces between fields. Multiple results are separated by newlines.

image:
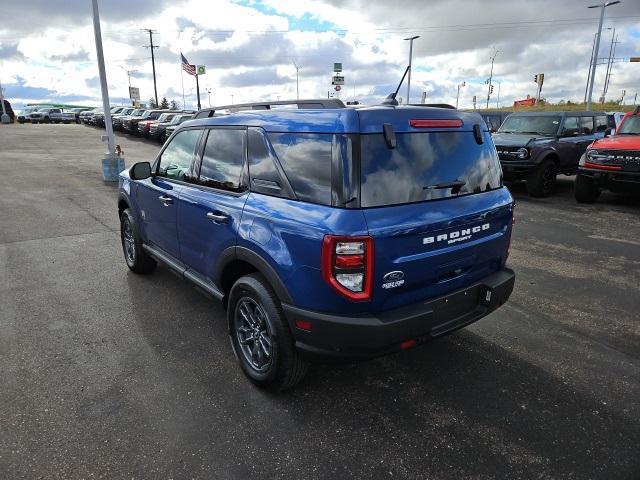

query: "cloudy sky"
xmin=1 ymin=0 xmax=639 ymax=111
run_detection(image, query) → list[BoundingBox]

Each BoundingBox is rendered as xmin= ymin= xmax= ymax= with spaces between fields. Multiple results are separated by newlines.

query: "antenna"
xmin=382 ymin=65 xmax=410 ymax=106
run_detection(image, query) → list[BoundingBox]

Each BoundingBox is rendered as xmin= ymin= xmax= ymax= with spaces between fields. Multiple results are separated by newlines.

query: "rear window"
xmin=360 ymin=132 xmax=502 ymax=207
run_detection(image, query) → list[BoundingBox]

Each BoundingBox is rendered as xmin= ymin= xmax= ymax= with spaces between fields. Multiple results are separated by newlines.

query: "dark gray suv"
xmin=492 ymin=111 xmax=609 ymax=197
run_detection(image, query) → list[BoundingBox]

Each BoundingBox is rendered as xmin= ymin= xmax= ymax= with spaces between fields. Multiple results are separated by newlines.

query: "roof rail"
xmin=194 ymin=98 xmax=346 ymax=119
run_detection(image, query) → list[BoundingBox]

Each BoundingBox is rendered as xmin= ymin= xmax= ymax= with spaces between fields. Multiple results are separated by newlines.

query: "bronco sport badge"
xmin=423 ymin=223 xmax=490 ymax=246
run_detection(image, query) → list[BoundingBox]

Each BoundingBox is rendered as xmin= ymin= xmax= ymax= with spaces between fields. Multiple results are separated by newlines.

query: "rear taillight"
xmin=321 ymin=235 xmax=374 ymax=301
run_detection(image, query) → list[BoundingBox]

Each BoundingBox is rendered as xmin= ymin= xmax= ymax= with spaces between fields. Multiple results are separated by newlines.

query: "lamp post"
xmin=404 ymin=35 xmax=420 ymax=104
xmin=292 ymin=60 xmax=300 ymax=100
xmin=206 ymin=88 xmax=214 ymax=107
xmin=455 ymin=81 xmax=466 ymax=109
xmin=586 ymin=1 xmax=621 ymax=110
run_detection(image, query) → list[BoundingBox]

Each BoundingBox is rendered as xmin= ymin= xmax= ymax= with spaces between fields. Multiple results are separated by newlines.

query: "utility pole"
xmin=486 ymin=49 xmax=499 ymax=109
xmin=143 ymin=28 xmax=159 ymax=107
xmin=292 ymin=60 xmax=300 ymax=100
xmin=602 ymin=30 xmax=619 ymax=101
xmin=634 ymin=92 xmax=638 ymax=104
xmin=455 ymin=81 xmax=465 ymax=109
xmin=404 ymin=36 xmax=420 ymax=104
xmin=586 ymin=1 xmax=621 ymax=110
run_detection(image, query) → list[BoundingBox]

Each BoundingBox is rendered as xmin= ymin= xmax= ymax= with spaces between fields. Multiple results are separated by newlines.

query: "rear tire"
xmin=526 ymin=159 xmax=557 ymax=197
xmin=574 ymin=174 xmax=600 ymax=203
xmin=228 ymin=273 xmax=308 ymax=391
xmin=120 ymin=208 xmax=156 ymax=274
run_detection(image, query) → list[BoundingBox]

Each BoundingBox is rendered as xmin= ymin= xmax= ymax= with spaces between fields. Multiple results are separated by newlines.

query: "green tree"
xmin=160 ymin=97 xmax=169 ymax=109
xmin=170 ymin=99 xmax=179 ymax=109
xmin=147 ymin=97 xmax=157 ymax=109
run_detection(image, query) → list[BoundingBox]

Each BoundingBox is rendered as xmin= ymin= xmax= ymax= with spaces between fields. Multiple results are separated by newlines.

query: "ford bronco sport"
xmin=575 ymin=107 xmax=640 ymax=203
xmin=493 ymin=111 xmax=608 ymax=197
xmin=118 ymin=99 xmax=515 ymax=390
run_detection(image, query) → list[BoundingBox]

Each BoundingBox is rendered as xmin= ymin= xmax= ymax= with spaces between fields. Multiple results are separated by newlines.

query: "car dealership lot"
xmin=1 ymin=124 xmax=638 ymax=479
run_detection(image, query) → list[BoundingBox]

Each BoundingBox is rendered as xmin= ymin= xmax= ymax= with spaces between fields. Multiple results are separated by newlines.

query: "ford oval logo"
xmin=383 ymin=271 xmax=404 ymax=282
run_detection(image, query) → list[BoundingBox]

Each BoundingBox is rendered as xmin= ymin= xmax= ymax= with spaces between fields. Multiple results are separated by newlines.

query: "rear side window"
xmin=579 ymin=116 xmax=594 ymax=134
xmin=157 ymin=129 xmax=201 ymax=181
xmin=197 ymin=129 xmax=246 ymax=192
xmin=248 ymin=129 xmax=291 ymax=198
xmin=268 ymin=133 xmax=332 ymax=205
xmin=360 ymin=132 xmax=502 ymax=207
xmin=562 ymin=117 xmax=579 ymax=136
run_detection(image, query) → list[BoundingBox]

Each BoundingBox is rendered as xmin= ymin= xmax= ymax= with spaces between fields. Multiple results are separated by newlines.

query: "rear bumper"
xmin=579 ymin=168 xmax=640 ymax=192
xmin=283 ymin=267 xmax=515 ymax=360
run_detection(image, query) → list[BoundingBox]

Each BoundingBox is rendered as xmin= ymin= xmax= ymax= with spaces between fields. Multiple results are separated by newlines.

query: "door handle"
xmin=158 ymin=195 xmax=173 ymax=206
xmin=206 ymin=212 xmax=228 ymax=224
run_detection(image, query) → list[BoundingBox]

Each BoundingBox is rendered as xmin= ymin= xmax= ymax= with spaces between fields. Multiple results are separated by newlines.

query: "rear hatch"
xmin=357 ymin=107 xmax=514 ymax=313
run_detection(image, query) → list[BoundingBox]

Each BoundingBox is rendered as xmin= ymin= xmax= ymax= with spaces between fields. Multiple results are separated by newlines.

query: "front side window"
xmin=498 ymin=115 xmax=561 ymax=136
xmin=197 ymin=129 xmax=246 ymax=192
xmin=268 ymin=133 xmax=332 ymax=205
xmin=360 ymin=132 xmax=502 ymax=207
xmin=561 ymin=117 xmax=580 ymax=136
xmin=157 ymin=129 xmax=201 ymax=181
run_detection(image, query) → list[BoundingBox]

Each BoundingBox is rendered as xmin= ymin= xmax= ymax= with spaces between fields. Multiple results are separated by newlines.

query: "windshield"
xmin=618 ymin=116 xmax=640 ymax=135
xmin=157 ymin=113 xmax=173 ymax=122
xmin=498 ymin=115 xmax=561 ymax=135
xmin=141 ymin=111 xmax=152 ymax=119
xmin=360 ymin=132 xmax=503 ymax=207
xmin=131 ymin=109 xmax=144 ymax=116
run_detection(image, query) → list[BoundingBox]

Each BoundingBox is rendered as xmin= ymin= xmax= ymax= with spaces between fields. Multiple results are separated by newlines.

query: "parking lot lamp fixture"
xmin=455 ymin=81 xmax=465 ymax=109
xmin=586 ymin=1 xmax=621 ymax=110
xmin=404 ymin=36 xmax=420 ymax=104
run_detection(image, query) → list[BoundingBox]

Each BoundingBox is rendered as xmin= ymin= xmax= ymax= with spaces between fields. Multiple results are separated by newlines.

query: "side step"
xmin=142 ymin=244 xmax=224 ymax=300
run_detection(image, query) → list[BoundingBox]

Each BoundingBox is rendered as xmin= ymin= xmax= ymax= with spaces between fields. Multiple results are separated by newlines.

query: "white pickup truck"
xmin=28 ymin=108 xmax=76 ymax=124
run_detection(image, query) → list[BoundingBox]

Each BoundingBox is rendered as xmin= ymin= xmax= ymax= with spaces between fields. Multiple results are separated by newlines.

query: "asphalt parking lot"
xmin=1 ymin=124 xmax=639 ymax=480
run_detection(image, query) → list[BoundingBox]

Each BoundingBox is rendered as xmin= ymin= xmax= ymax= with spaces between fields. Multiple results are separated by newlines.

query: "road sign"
xmin=630 ymin=57 xmax=640 ymax=63
xmin=334 ymin=85 xmax=341 ymax=91
xmin=333 ymin=63 xmax=342 ymax=72
xmin=128 ymin=86 xmax=140 ymax=101
xmin=197 ymin=65 xmax=206 ymax=75
xmin=332 ymin=75 xmax=345 ymax=85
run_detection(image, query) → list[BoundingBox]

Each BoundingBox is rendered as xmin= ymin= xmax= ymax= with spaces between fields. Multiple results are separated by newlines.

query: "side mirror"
xmin=604 ymin=127 xmax=614 ymax=137
xmin=130 ymin=162 xmax=152 ymax=180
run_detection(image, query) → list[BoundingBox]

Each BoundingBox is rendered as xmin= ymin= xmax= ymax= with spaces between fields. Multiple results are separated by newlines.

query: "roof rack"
xmin=194 ymin=99 xmax=346 ymax=119
xmin=408 ymin=103 xmax=456 ymax=110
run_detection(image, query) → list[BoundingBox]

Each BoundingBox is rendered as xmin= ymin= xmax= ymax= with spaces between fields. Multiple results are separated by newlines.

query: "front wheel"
xmin=526 ymin=159 xmax=557 ymax=197
xmin=228 ymin=274 xmax=308 ymax=391
xmin=574 ymin=174 xmax=601 ymax=203
xmin=120 ymin=208 xmax=156 ymax=274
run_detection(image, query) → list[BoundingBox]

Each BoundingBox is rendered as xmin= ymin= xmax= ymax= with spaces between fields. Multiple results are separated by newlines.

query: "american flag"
xmin=181 ymin=53 xmax=196 ymax=76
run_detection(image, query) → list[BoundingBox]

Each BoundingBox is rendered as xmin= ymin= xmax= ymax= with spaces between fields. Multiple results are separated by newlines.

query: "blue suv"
xmin=118 ymin=99 xmax=515 ymax=390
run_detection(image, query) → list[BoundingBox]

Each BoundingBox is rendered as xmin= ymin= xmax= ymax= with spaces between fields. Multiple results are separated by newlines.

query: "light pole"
xmin=404 ymin=35 xmax=420 ymax=104
xmin=496 ymin=82 xmax=501 ymax=109
xmin=0 ymin=78 xmax=9 ymax=124
xmin=586 ymin=1 xmax=621 ymax=110
xmin=455 ymin=81 xmax=466 ymax=109
xmin=206 ymin=88 xmax=213 ymax=107
xmin=231 ymin=94 xmax=234 ymax=105
xmin=292 ymin=60 xmax=300 ymax=100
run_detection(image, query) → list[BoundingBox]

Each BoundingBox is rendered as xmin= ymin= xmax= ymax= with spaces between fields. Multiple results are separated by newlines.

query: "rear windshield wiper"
xmin=424 ymin=180 xmax=466 ymax=194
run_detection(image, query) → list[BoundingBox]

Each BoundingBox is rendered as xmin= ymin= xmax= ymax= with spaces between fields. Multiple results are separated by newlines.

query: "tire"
xmin=574 ymin=174 xmax=601 ymax=203
xmin=526 ymin=159 xmax=557 ymax=197
xmin=120 ymin=208 xmax=156 ymax=274
xmin=228 ymin=273 xmax=308 ymax=391
xmin=44 ymin=116 xmax=51 ymax=124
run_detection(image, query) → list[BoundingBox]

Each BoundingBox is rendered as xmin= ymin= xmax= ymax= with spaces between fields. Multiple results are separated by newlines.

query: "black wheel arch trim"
xmin=217 ymin=246 xmax=293 ymax=304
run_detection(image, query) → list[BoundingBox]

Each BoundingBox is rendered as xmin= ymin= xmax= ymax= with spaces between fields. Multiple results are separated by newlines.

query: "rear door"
xmin=177 ymin=127 xmax=249 ymax=279
xmin=359 ymin=127 xmax=513 ymax=312
xmin=136 ymin=128 xmax=202 ymax=258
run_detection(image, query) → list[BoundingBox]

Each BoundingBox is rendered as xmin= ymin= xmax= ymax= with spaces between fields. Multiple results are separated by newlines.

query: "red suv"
xmin=575 ymin=107 xmax=640 ymax=203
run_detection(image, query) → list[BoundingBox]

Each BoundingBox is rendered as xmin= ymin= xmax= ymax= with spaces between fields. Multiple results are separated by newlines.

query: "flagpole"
xmin=180 ymin=65 xmax=186 ymax=110
xmin=195 ymin=73 xmax=201 ymax=111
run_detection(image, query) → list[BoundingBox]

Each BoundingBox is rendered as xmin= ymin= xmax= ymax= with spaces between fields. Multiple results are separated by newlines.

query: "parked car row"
xmin=489 ymin=109 xmax=638 ymax=201
xmin=83 ymin=106 xmax=195 ymax=143
xmin=17 ymin=106 xmax=93 ymax=124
